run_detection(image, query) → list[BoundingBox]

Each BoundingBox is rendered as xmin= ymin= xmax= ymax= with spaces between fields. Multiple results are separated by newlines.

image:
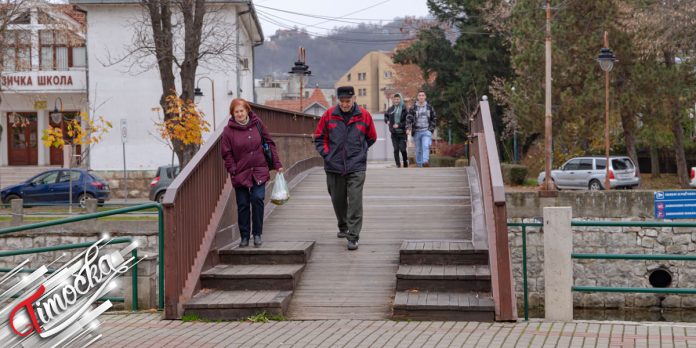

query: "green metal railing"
xmin=0 ymin=203 xmax=164 ymax=310
xmin=508 ymin=221 xmax=542 ymax=321
xmin=0 ymin=237 xmax=137 ymax=309
xmin=508 ymin=220 xmax=696 ymax=321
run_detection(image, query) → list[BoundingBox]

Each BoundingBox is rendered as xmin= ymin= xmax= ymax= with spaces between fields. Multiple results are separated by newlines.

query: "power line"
xmin=258 ymin=12 xmax=407 ymax=43
xmin=256 ymin=11 xmax=410 ymax=43
xmin=311 ymin=0 xmax=393 ymax=27
xmin=255 ymin=4 xmax=377 ymax=25
xmin=257 ymin=9 xmax=494 ymax=41
xmin=256 ymin=9 xmax=418 ymax=36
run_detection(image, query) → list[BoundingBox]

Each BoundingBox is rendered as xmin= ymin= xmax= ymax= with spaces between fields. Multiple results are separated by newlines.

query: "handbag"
xmin=255 ymin=123 xmax=275 ymax=170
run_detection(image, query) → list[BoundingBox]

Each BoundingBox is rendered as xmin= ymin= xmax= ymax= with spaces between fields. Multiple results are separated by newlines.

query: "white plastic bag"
xmin=271 ymin=173 xmax=290 ymax=205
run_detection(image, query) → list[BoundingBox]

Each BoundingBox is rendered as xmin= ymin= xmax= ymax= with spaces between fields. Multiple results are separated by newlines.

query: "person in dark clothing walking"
xmin=385 ymin=93 xmax=409 ymax=168
xmin=221 ymin=98 xmax=283 ymax=247
xmin=313 ymin=86 xmax=377 ymax=250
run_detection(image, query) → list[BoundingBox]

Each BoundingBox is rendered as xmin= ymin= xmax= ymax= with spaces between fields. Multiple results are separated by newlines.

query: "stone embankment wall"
xmin=506 ymin=191 xmax=696 ymax=311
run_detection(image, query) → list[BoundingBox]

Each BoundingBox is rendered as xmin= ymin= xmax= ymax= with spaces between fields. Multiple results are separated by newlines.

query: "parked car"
xmin=690 ymin=167 xmax=696 ymax=188
xmin=538 ymin=156 xmax=639 ymax=190
xmin=149 ymin=165 xmax=180 ymax=203
xmin=1 ymin=169 xmax=110 ymax=206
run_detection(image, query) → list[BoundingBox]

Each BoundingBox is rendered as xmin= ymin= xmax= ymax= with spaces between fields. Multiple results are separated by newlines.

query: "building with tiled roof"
xmin=264 ymin=87 xmax=329 ymax=116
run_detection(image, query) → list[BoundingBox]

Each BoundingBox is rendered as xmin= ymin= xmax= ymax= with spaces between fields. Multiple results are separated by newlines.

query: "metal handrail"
xmin=509 ymin=219 xmax=696 ymax=321
xmin=0 ymin=237 xmax=138 ymax=310
xmin=0 ymin=203 xmax=164 ymax=309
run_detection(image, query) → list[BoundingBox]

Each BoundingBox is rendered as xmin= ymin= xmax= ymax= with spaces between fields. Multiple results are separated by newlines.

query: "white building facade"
xmin=0 ymin=3 xmax=88 ymax=167
xmin=71 ymin=0 xmax=262 ymax=171
xmin=0 ymin=0 xmax=263 ymax=173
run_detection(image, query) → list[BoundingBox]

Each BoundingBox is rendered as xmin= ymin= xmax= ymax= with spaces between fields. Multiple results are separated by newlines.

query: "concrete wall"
xmin=506 ymin=191 xmax=654 ymax=218
xmin=95 ymin=170 xmax=156 ymax=199
xmin=367 ymin=114 xmax=395 ymax=162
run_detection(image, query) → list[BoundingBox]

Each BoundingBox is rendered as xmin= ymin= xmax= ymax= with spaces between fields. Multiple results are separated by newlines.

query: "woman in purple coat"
xmin=221 ymin=98 xmax=283 ymax=247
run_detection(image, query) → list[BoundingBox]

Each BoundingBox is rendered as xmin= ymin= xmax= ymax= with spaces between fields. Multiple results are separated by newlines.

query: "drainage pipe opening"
xmin=649 ymin=269 xmax=672 ymax=288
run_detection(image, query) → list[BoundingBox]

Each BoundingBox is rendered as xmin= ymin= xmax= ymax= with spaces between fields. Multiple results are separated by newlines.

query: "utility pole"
xmin=604 ymin=32 xmax=610 ymax=190
xmin=544 ymin=0 xmax=553 ymax=191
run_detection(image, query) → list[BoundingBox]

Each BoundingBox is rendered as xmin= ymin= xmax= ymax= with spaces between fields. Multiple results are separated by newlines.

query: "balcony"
xmin=0 ymin=69 xmax=87 ymax=94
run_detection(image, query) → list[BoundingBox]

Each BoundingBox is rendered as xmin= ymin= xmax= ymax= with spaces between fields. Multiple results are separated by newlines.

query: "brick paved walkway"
xmin=94 ymin=313 xmax=696 ymax=347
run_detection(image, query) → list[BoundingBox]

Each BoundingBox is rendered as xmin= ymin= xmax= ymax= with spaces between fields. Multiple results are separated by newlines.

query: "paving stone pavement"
xmin=93 ymin=313 xmax=696 ymax=347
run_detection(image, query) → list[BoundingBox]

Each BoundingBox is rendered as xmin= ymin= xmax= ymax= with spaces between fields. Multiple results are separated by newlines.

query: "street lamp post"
xmin=289 ymin=47 xmax=311 ymax=112
xmin=194 ymin=77 xmax=217 ymax=131
xmin=597 ymin=31 xmax=616 ymax=191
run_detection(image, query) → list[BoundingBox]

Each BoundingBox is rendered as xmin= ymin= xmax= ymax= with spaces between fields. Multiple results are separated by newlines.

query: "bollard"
xmin=86 ymin=198 xmax=98 ymax=213
xmin=11 ymin=199 xmax=23 ymax=226
xmin=543 ymin=206 xmax=573 ymax=321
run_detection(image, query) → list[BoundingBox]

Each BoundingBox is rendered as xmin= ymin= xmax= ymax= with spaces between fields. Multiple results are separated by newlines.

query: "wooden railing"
xmin=161 ymin=104 xmax=321 ymax=319
xmin=470 ymin=96 xmax=517 ymax=321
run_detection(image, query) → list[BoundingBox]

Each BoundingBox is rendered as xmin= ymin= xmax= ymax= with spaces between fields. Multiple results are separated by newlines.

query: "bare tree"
xmin=0 ymin=0 xmax=31 ymax=99
xmin=109 ymin=0 xmax=241 ymax=167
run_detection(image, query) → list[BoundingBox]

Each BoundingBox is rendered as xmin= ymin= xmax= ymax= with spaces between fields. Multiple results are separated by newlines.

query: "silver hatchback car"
xmin=538 ymin=156 xmax=640 ymax=190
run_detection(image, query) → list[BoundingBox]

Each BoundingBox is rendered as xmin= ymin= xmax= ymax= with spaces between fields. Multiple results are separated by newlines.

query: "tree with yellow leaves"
xmin=154 ymin=93 xmax=210 ymax=167
xmin=41 ymin=112 xmax=112 ymax=166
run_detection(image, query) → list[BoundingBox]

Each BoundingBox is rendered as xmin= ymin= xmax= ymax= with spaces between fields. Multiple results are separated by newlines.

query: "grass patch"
xmin=245 ymin=311 xmax=285 ymax=323
xmin=524 ymin=178 xmax=538 ymax=186
xmin=182 ymin=313 xmax=200 ymax=322
xmin=181 ymin=313 xmax=224 ymax=323
xmin=638 ymin=173 xmax=682 ymax=190
xmin=97 ymin=216 xmax=158 ymax=222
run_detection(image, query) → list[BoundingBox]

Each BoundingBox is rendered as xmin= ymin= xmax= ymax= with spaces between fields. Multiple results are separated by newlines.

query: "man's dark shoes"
xmin=337 ymin=230 xmax=348 ymax=238
xmin=253 ymin=235 xmax=263 ymax=247
xmin=423 ymin=162 xmax=430 ymax=167
xmin=240 ymin=237 xmax=250 ymax=247
xmin=403 ymin=162 xmax=408 ymax=168
xmin=347 ymin=240 xmax=359 ymax=250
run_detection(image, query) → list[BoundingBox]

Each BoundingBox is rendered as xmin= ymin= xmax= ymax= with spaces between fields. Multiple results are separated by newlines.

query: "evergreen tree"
xmin=393 ymin=0 xmax=511 ymax=145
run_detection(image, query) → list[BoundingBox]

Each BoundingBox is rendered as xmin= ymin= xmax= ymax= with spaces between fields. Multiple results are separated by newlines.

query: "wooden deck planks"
xmin=262 ymin=165 xmax=472 ymax=320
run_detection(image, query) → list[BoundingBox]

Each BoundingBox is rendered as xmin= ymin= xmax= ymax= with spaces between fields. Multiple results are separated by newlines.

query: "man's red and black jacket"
xmin=313 ymin=103 xmax=377 ymax=175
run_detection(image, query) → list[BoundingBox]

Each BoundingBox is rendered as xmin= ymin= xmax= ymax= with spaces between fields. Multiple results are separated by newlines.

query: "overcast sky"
xmin=253 ymin=0 xmax=431 ymax=39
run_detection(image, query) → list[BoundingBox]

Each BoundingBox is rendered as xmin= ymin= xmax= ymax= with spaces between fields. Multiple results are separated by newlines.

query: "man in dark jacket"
xmin=313 ymin=86 xmax=377 ymax=250
xmin=385 ymin=93 xmax=409 ymax=168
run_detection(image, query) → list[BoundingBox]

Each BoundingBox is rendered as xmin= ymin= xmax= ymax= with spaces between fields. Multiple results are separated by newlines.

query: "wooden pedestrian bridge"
xmin=161 ymin=98 xmax=516 ymax=322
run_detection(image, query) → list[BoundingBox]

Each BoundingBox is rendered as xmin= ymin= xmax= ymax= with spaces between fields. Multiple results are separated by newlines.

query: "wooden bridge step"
xmin=399 ymin=240 xmax=489 ymax=265
xmin=183 ymin=289 xmax=292 ymax=320
xmin=392 ymin=290 xmax=494 ymax=321
xmin=219 ymin=241 xmax=315 ymax=264
xmin=396 ymin=265 xmax=491 ymax=292
xmin=201 ymin=264 xmax=305 ymax=291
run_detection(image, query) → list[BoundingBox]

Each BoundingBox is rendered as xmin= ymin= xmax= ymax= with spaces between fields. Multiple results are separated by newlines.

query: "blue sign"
xmin=654 ymin=191 xmax=696 ymax=219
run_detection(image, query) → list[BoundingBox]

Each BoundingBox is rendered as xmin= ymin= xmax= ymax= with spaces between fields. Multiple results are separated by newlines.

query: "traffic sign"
xmin=654 ymin=190 xmax=696 ymax=219
xmin=120 ymin=119 xmax=127 ymax=143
